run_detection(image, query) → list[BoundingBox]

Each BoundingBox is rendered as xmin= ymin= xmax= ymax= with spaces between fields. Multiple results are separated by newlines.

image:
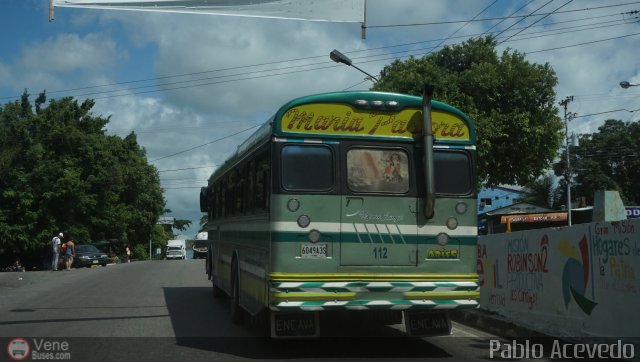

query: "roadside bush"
xmin=133 ymin=244 xmax=149 ymax=261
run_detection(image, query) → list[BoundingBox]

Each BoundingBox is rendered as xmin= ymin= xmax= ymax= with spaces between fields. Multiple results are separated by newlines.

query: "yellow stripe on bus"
xmin=404 ymin=291 xmax=480 ymax=300
xmin=271 ymin=292 xmax=356 ymax=301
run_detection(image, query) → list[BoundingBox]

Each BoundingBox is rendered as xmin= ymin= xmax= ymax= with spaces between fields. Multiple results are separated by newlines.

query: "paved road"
xmin=0 ymin=260 xmax=539 ymax=361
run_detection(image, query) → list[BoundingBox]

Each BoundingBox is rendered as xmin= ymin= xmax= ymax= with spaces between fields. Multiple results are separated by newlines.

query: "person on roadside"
xmin=13 ymin=258 xmax=25 ymax=272
xmin=51 ymin=232 xmax=63 ymax=271
xmin=64 ymin=238 xmax=75 ymax=270
xmin=126 ymin=245 xmax=131 ymax=263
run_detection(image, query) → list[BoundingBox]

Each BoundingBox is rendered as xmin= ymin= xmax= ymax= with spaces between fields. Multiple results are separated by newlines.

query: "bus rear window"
xmin=434 ymin=150 xmax=473 ymax=195
xmin=281 ymin=145 xmax=334 ymax=191
xmin=347 ymin=148 xmax=409 ymax=193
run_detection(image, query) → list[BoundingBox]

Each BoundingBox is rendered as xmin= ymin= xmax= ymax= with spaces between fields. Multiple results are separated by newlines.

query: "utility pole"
xmin=559 ymin=96 xmax=577 ymax=226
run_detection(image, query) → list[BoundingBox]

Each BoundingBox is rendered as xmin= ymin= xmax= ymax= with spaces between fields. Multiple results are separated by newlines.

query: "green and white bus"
xmin=200 ymin=89 xmax=479 ymax=338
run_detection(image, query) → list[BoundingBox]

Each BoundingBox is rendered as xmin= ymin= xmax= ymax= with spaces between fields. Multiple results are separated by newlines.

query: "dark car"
xmin=73 ymin=244 xmax=109 ymax=268
xmin=192 ymin=240 xmax=208 ymax=259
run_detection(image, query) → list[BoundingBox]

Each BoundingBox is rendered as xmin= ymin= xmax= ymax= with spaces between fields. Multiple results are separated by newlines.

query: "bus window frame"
xmin=274 ymin=142 xmax=340 ymax=195
xmin=433 ymin=148 xmax=476 ymax=198
xmin=209 ymin=142 xmax=271 ymax=221
xmin=340 ymin=141 xmax=417 ymax=197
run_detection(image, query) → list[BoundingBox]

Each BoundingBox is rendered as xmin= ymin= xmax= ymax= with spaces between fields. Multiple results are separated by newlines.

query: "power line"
xmin=74 ymin=24 xmax=640 ymax=101
xmin=484 ymin=0 xmax=536 ymax=34
xmin=1 ymin=6 xmax=637 ymax=107
xmin=158 ymin=166 xmax=217 ymax=173
xmin=149 ymin=125 xmax=259 ymax=162
xmin=437 ymin=0 xmax=499 ymax=49
xmin=499 ymin=0 xmax=575 ymax=45
xmin=3 ymin=9 xmax=637 ymax=102
xmin=573 ymin=108 xmax=639 ymax=118
xmin=499 ymin=17 xmax=639 ymax=44
xmin=526 ymin=31 xmax=640 ymax=53
xmin=494 ymin=0 xmax=555 ymax=40
xmin=366 ymin=1 xmax=640 ymax=28
xmin=2 ymin=10 xmax=638 ymax=102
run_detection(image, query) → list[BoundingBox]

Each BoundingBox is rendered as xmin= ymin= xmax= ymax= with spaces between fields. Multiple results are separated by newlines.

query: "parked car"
xmin=73 ymin=244 xmax=109 ymax=268
xmin=192 ymin=240 xmax=207 ymax=259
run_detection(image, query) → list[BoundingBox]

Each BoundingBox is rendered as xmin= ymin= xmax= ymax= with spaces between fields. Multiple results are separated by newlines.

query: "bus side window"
xmin=215 ymin=183 xmax=221 ymax=219
xmin=254 ymin=151 xmax=270 ymax=211
xmin=248 ymin=160 xmax=256 ymax=213
xmin=235 ymin=169 xmax=243 ymax=215
xmin=207 ymin=185 xmax=216 ymax=219
xmin=222 ymin=178 xmax=228 ymax=218
xmin=256 ymin=166 xmax=265 ymax=211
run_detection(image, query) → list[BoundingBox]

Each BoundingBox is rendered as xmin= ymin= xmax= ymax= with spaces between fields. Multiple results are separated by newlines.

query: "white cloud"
xmin=4 ymin=0 xmax=640 ymax=237
xmin=1 ymin=32 xmax=126 ymax=95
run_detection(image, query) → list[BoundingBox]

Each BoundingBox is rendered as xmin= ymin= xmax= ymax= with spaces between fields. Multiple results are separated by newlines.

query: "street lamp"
xmin=330 ymin=49 xmax=379 ymax=83
xmin=620 ymin=81 xmax=639 ymax=89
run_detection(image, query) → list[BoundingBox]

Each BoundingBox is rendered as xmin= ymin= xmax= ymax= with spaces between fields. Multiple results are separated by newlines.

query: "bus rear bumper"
xmin=269 ymin=280 xmax=480 ymax=311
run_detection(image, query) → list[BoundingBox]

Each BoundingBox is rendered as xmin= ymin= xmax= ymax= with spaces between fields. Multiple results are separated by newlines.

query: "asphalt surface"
xmin=0 ymin=260 xmax=562 ymax=361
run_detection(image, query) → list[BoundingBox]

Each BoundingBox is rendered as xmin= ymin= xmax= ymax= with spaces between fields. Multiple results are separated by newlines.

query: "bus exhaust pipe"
xmin=423 ymin=84 xmax=435 ymax=219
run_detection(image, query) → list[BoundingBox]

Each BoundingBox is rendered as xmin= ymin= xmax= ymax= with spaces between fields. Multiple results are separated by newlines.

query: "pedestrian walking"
xmin=126 ymin=245 xmax=131 ymax=263
xmin=51 ymin=232 xmax=63 ymax=271
xmin=64 ymin=238 xmax=75 ymax=270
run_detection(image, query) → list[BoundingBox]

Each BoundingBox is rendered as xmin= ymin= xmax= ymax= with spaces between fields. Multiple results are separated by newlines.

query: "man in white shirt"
xmin=51 ymin=232 xmax=63 ymax=271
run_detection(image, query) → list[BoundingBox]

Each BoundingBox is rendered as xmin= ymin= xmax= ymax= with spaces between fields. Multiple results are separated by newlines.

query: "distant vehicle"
xmin=192 ymin=240 xmax=207 ymax=259
xmin=166 ymin=239 xmax=186 ymax=260
xmin=192 ymin=232 xmax=208 ymax=259
xmin=73 ymin=244 xmax=109 ymax=267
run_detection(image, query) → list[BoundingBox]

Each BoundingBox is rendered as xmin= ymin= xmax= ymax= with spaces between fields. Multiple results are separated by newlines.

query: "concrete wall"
xmin=477 ymin=219 xmax=640 ymax=337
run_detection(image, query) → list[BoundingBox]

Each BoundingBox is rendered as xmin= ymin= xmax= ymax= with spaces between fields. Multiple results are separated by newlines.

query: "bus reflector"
xmin=455 ymin=202 xmax=468 ymax=214
xmin=297 ymin=215 xmax=311 ymax=228
xmin=446 ymin=217 xmax=458 ymax=230
xmin=308 ymin=229 xmax=321 ymax=243
xmin=436 ymin=233 xmax=449 ymax=246
xmin=287 ymin=198 xmax=300 ymax=212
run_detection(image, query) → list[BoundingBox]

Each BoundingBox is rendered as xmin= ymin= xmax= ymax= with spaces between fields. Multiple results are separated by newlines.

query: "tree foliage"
xmin=522 ymin=174 xmax=562 ymax=209
xmin=0 ymin=92 xmax=165 ymax=263
xmin=557 ymin=119 xmax=640 ymax=205
xmin=372 ymin=36 xmax=564 ymax=186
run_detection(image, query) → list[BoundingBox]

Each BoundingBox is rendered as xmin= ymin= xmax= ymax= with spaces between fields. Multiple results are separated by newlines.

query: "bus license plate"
xmin=404 ymin=311 xmax=452 ymax=337
xmin=300 ymin=244 xmax=327 ymax=258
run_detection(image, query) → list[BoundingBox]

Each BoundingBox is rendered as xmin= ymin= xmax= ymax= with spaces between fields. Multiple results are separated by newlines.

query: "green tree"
xmin=522 ymin=174 xmax=562 ymax=209
xmin=373 ymin=36 xmax=564 ymax=186
xmin=560 ymin=119 xmax=640 ymax=205
xmin=0 ymin=92 xmax=165 ymax=265
xmin=172 ymin=219 xmax=192 ymax=233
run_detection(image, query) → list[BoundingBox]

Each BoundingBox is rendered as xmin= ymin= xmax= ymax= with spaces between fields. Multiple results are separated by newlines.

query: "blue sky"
xmin=1 ymin=0 xmax=640 ymax=239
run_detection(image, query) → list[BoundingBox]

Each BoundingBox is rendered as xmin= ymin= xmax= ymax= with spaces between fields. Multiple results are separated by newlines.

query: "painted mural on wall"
xmin=478 ymin=219 xmax=640 ymax=337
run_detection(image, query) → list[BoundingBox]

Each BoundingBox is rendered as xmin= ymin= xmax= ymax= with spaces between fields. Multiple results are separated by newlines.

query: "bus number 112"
xmin=373 ymin=247 xmax=388 ymax=259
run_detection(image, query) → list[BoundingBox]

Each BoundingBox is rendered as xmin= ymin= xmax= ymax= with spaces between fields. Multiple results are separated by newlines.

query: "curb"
xmin=450 ymin=309 xmax=550 ymax=338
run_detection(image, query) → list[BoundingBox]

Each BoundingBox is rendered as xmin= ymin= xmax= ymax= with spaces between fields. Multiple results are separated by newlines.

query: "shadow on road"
xmin=163 ymin=286 xmax=452 ymax=359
